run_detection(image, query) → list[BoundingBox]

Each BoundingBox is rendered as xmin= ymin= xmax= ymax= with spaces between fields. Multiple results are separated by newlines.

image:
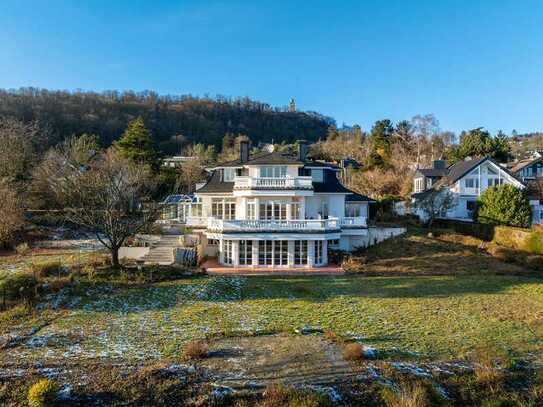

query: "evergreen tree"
xmin=113 ymin=117 xmax=158 ymax=168
xmin=474 ymin=184 xmax=531 ymax=228
xmin=447 ymin=128 xmax=511 ymax=163
xmin=366 ymin=119 xmax=393 ymax=168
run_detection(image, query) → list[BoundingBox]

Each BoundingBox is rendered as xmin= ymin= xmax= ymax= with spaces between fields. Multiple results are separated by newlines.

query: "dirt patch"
xmin=200 ymin=334 xmax=365 ymax=389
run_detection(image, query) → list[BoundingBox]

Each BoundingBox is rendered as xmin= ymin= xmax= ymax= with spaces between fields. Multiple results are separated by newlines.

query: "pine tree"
xmin=475 ymin=184 xmax=531 ymax=228
xmin=113 ymin=117 xmax=158 ymax=168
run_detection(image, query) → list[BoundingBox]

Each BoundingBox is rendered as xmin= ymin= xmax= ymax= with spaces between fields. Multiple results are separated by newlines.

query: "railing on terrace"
xmin=207 ymin=217 xmax=341 ymax=232
xmin=186 ymin=216 xmax=208 ymax=227
xmin=339 ymin=217 xmax=367 ymax=227
xmin=233 ymin=176 xmax=313 ymax=190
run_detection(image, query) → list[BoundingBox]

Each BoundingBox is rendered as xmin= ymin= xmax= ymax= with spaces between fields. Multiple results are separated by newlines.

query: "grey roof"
xmin=196 ymin=170 xmax=234 ymax=193
xmin=312 ymin=169 xmax=352 ymax=193
xmin=509 ymin=156 xmax=543 ymax=173
xmin=416 ymin=168 xmax=447 ymax=177
xmin=218 ymin=151 xmax=304 ymax=167
xmin=444 ymin=157 xmax=488 ymax=183
xmin=346 ymin=192 xmax=376 ymax=202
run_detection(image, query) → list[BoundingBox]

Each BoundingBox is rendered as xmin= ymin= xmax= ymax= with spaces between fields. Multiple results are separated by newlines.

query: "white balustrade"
xmin=339 ymin=217 xmax=367 ymax=227
xmin=186 ymin=216 xmax=208 ymax=227
xmin=207 ymin=217 xmax=340 ymax=231
xmin=233 ymin=176 xmax=313 ymax=190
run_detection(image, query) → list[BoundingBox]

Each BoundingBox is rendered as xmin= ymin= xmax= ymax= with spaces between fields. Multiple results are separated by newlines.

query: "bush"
xmin=342 ymin=343 xmax=364 ymax=361
xmin=486 ymin=245 xmax=517 ymax=263
xmin=341 ymin=256 xmax=366 ymax=273
xmin=31 ymin=260 xmax=63 ymax=278
xmin=475 ymin=185 xmax=532 ymax=228
xmin=381 ymin=381 xmax=428 ymax=407
xmin=524 ymin=255 xmax=543 ymax=271
xmin=15 ymin=242 xmax=30 ymax=255
xmin=182 ymin=340 xmax=209 ymax=360
xmin=0 ymin=272 xmax=39 ymax=304
xmin=259 ymin=384 xmax=333 ymax=407
xmin=27 ymin=379 xmax=60 ymax=407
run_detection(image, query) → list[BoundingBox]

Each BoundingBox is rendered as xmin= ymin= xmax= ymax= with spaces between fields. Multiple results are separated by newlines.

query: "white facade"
xmin=413 ymin=158 xmax=532 ymax=222
xmin=168 ymin=160 xmax=372 ymax=268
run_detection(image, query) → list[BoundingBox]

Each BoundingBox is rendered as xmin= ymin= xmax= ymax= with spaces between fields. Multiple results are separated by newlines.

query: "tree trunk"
xmin=111 ymin=247 xmax=120 ymax=269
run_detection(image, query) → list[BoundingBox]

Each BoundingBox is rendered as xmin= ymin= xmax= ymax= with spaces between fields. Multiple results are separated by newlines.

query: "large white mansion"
xmin=163 ymin=141 xmax=376 ymax=268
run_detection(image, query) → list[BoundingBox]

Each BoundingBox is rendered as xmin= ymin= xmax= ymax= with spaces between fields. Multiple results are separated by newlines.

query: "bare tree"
xmin=46 ymin=149 xmax=159 ymax=267
xmin=0 ymin=179 xmax=25 ymax=248
xmin=414 ymin=189 xmax=455 ymax=228
xmin=0 ymin=118 xmax=38 ymax=181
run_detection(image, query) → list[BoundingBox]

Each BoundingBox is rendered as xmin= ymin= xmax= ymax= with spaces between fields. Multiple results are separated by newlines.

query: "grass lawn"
xmin=2 ymin=231 xmax=543 ymax=366
xmin=3 ymin=273 xmax=543 ymax=364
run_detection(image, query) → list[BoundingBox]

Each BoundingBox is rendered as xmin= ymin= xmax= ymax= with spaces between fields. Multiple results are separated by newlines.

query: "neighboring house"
xmin=162 ymin=140 xmax=377 ymax=268
xmin=508 ymin=151 xmax=543 ymax=183
xmin=162 ymin=156 xmax=196 ymax=168
xmin=412 ymin=157 xmax=535 ymax=222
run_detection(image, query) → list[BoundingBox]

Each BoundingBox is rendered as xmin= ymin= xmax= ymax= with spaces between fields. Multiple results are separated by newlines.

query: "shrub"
xmin=381 ymin=381 xmax=428 ymax=407
xmin=342 ymin=343 xmax=364 ymax=361
xmin=15 ymin=242 xmax=30 ymax=255
xmin=259 ymin=384 xmax=332 ymax=407
xmin=0 ymin=179 xmax=25 ymax=247
xmin=341 ymin=256 xmax=366 ymax=273
xmin=0 ymin=272 xmax=39 ymax=304
xmin=524 ymin=255 xmax=543 ymax=271
xmin=27 ymin=379 xmax=60 ymax=407
xmin=182 ymin=340 xmax=209 ymax=360
xmin=31 ymin=260 xmax=63 ymax=278
xmin=475 ymin=184 xmax=532 ymax=228
xmin=486 ymin=245 xmax=517 ymax=263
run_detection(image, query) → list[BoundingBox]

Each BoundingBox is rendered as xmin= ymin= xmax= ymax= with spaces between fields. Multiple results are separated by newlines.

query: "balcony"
xmin=207 ymin=217 xmax=340 ymax=232
xmin=233 ymin=176 xmax=313 ymax=190
xmin=339 ymin=217 xmax=367 ymax=227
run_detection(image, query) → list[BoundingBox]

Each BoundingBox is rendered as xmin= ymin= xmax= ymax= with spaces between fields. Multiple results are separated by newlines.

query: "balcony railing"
xmin=186 ymin=216 xmax=208 ymax=227
xmin=208 ymin=217 xmax=341 ymax=232
xmin=339 ymin=217 xmax=367 ymax=227
xmin=233 ymin=176 xmax=313 ymax=190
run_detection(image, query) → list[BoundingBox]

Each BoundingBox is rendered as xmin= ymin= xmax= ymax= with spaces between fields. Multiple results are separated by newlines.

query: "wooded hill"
xmin=0 ymin=88 xmax=334 ymax=154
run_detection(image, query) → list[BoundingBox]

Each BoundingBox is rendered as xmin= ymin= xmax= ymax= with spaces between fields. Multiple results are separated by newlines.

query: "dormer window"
xmin=311 ymin=169 xmax=324 ymax=182
xmin=261 ymin=166 xmax=287 ymax=178
xmin=224 ymin=168 xmax=236 ymax=182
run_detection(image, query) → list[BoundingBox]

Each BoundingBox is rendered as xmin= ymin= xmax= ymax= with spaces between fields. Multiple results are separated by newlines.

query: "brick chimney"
xmin=297 ymin=140 xmax=309 ymax=161
xmin=240 ymin=140 xmax=250 ymax=163
xmin=432 ymin=160 xmax=445 ymax=169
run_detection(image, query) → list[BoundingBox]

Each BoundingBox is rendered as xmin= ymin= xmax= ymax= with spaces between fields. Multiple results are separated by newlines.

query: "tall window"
xmin=273 ymin=241 xmax=288 ymax=266
xmin=211 ymin=198 xmax=223 ymax=218
xmin=414 ymin=178 xmax=424 ymax=193
xmin=315 ymin=241 xmax=323 ymax=265
xmin=223 ymin=168 xmax=236 ymax=182
xmin=291 ymin=198 xmax=301 ymax=219
xmin=259 ymin=201 xmax=287 ymax=220
xmin=346 ymin=203 xmax=361 ymax=217
xmin=465 ymin=179 xmax=479 ymax=189
xmin=294 ymin=240 xmax=308 ymax=265
xmin=224 ymin=240 xmax=233 ymax=265
xmin=261 ymin=166 xmax=287 ymax=178
xmin=247 ymin=199 xmax=256 ymax=220
xmin=240 ymin=240 xmax=252 ymax=265
xmin=258 ymin=240 xmax=273 ymax=265
xmin=212 ymin=198 xmax=236 ymax=220
xmin=488 ymin=178 xmax=503 ymax=188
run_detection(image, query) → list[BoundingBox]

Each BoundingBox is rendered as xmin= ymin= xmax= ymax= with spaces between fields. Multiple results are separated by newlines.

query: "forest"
xmin=0 ymin=88 xmax=333 ymax=154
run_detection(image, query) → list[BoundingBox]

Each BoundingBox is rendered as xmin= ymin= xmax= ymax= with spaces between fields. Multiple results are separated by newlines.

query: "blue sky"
xmin=1 ymin=0 xmax=542 ymax=134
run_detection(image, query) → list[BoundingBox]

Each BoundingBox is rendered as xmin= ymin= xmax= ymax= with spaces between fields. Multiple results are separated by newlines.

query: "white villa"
xmin=162 ymin=141 xmax=380 ymax=268
xmin=412 ymin=157 xmax=543 ymax=224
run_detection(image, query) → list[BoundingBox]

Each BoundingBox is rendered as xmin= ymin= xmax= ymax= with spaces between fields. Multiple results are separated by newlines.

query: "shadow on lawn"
xmin=52 ymin=272 xmax=543 ymax=315
xmin=51 ymin=233 xmax=543 ymax=313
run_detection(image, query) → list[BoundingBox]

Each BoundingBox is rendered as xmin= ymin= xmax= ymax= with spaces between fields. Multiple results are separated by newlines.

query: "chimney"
xmin=432 ymin=160 xmax=445 ymax=169
xmin=240 ymin=140 xmax=250 ymax=163
xmin=297 ymin=140 xmax=309 ymax=161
